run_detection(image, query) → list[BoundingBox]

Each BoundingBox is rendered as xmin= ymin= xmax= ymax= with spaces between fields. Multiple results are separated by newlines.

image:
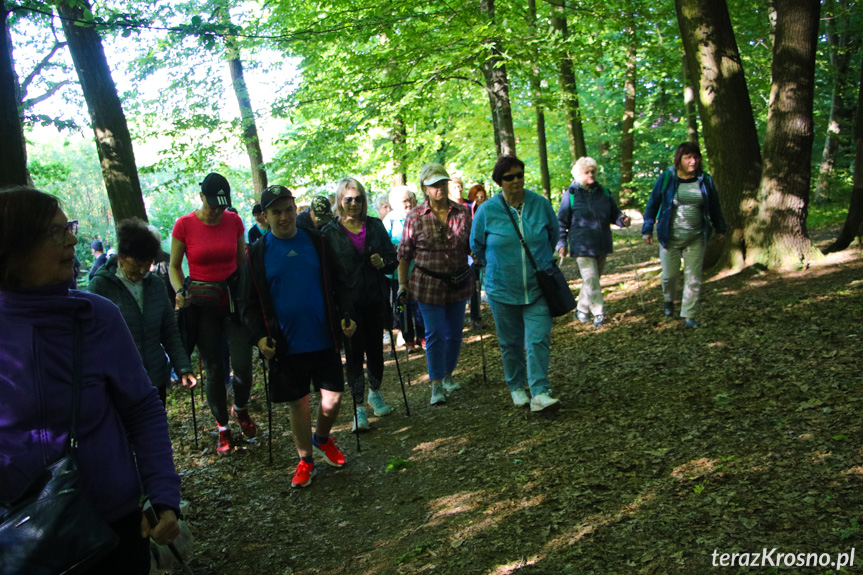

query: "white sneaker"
xmin=383 ymin=332 xmax=392 ymax=345
xmin=530 ymin=392 xmax=561 ymax=412
xmin=367 ymin=390 xmax=393 ymax=416
xmin=430 ymin=384 xmax=446 ymax=405
xmin=395 ymin=331 xmax=406 ymax=347
xmin=510 ymin=389 xmax=530 ymax=407
xmin=352 ymin=405 xmax=370 ymax=432
xmin=442 ymin=374 xmax=462 ymax=392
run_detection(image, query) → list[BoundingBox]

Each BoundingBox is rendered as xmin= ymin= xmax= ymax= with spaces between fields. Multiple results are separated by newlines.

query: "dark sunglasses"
xmin=501 ymin=172 xmax=524 ymax=182
xmin=343 ymin=196 xmax=364 ymax=205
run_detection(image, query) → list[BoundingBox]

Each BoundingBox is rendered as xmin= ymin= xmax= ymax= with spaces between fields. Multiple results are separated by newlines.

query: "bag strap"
xmin=69 ymin=319 xmax=83 ymax=454
xmin=500 ymin=196 xmax=539 ymax=272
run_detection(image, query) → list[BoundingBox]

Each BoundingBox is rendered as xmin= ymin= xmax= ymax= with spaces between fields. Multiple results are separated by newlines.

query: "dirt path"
xmin=167 ymin=228 xmax=863 ymax=575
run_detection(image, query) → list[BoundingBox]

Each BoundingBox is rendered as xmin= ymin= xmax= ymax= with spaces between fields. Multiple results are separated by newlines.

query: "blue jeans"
xmin=488 ymin=297 xmax=552 ymax=397
xmin=418 ymin=299 xmax=467 ymax=381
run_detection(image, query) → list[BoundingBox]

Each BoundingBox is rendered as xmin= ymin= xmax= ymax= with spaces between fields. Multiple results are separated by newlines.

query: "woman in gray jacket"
xmin=90 ymin=218 xmax=195 ymax=405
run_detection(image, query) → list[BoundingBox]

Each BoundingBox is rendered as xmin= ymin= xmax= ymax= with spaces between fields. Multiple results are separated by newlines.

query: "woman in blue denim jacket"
xmin=470 ymin=156 xmax=561 ymax=412
xmin=641 ymin=142 xmax=727 ymax=327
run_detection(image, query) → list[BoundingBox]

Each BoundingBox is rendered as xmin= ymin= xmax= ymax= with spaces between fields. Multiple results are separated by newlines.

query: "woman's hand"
xmin=643 ymin=234 xmax=653 ymax=245
xmin=257 ymin=337 xmax=276 ymax=359
xmin=180 ymin=372 xmax=197 ymax=388
xmin=620 ymin=215 xmax=632 ymax=228
xmin=370 ymin=253 xmax=384 ymax=269
xmin=557 ymin=246 xmax=567 ymax=262
xmin=175 ymin=290 xmax=189 ymax=309
xmin=141 ymin=509 xmax=180 ymax=546
xmin=342 ymin=319 xmax=357 ymax=337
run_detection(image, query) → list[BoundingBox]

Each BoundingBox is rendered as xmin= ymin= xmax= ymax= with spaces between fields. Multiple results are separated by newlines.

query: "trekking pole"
xmin=477 ymin=278 xmax=487 ymax=385
xmin=387 ymin=322 xmax=410 ymax=416
xmin=401 ymin=301 xmax=412 ymax=387
xmin=189 ymin=386 xmax=198 ymax=450
xmin=142 ymin=499 xmax=196 ymax=575
xmin=343 ymin=312 xmax=361 ymax=452
xmin=624 ymin=233 xmax=646 ymax=312
xmin=260 ymin=343 xmax=274 ymax=466
xmin=198 ymin=357 xmax=205 ymax=403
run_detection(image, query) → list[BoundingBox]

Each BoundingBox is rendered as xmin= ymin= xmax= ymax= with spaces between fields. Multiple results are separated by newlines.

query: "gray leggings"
xmin=195 ymin=305 xmax=253 ymax=426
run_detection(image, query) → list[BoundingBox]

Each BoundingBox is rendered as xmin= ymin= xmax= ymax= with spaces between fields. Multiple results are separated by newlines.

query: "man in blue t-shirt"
xmin=239 ymin=185 xmax=356 ymax=489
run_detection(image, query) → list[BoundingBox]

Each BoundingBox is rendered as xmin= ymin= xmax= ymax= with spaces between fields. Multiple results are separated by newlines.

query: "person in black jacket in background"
xmin=557 ymin=156 xmax=631 ymax=328
xmin=322 ymin=178 xmax=398 ymax=432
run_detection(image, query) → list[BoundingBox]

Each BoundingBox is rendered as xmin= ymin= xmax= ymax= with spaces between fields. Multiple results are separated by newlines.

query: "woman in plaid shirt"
xmin=397 ymin=164 xmax=473 ymax=406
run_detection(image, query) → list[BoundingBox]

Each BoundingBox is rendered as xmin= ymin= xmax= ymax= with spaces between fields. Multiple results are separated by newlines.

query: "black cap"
xmin=200 ymin=172 xmax=231 ymax=208
xmin=261 ymin=185 xmax=294 ymax=210
xmin=90 ymin=240 xmax=104 ymax=251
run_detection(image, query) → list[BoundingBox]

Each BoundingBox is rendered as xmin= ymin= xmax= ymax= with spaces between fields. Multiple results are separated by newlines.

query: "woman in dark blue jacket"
xmin=322 ymin=178 xmax=398 ymax=431
xmin=557 ymin=157 xmax=631 ymax=327
xmin=641 ymin=142 xmax=727 ymax=327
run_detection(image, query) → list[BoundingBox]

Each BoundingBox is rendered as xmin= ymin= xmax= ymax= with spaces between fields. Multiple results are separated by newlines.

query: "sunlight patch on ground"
xmin=412 ymin=436 xmax=465 ymax=454
xmin=841 ymin=466 xmax=863 ymax=476
xmin=428 ymin=491 xmax=483 ymax=520
xmin=485 ymin=555 xmax=541 ymax=574
xmin=671 ymin=457 xmax=720 ymax=480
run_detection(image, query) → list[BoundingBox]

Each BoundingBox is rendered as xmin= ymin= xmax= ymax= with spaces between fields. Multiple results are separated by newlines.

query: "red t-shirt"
xmin=172 ymin=211 xmax=244 ymax=282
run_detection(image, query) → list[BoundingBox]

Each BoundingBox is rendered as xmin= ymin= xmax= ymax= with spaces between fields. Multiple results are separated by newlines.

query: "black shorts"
xmin=269 ymin=347 xmax=344 ymax=403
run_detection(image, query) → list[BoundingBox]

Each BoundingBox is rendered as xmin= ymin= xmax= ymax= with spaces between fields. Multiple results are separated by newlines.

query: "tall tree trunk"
xmin=619 ymin=1 xmax=637 ymax=208
xmin=391 ymin=115 xmax=407 ymax=187
xmin=676 ymin=0 xmax=762 ymax=271
xmin=813 ymin=0 xmax=857 ymax=205
xmin=479 ymin=0 xmax=516 ymax=157
xmin=528 ymin=0 xmax=551 ymax=200
xmin=56 ymin=0 xmax=146 ymax=222
xmin=822 ymin=37 xmax=863 ymax=253
xmin=550 ymin=0 xmax=586 ymax=163
xmin=0 ymin=0 xmax=29 ymax=187
xmin=749 ymin=0 xmax=822 ymax=269
xmin=218 ymin=3 xmax=267 ymax=195
xmin=682 ymin=55 xmax=699 ymax=144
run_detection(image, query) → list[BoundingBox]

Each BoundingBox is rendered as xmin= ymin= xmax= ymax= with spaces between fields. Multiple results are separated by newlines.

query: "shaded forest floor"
xmin=165 ymin=226 xmax=863 ymax=575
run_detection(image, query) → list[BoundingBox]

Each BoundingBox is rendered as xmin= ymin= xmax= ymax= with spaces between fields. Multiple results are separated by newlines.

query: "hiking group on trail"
xmin=0 ymin=141 xmax=726 ymax=573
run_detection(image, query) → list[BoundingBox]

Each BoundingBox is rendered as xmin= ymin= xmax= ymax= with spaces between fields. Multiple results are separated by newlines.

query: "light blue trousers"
xmin=488 ymin=297 xmax=553 ymax=397
xmin=418 ymin=299 xmax=468 ymax=381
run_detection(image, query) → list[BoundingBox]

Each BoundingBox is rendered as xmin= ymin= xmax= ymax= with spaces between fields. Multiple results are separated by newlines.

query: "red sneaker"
xmin=312 ymin=435 xmax=346 ymax=468
xmin=291 ymin=460 xmax=315 ymax=488
xmin=419 ymin=338 xmax=427 ymax=350
xmin=231 ymin=406 xmax=257 ymax=439
xmin=217 ymin=429 xmax=232 ymax=454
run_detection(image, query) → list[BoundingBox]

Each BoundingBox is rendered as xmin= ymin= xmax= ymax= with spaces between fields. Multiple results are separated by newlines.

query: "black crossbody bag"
xmin=0 ymin=320 xmax=120 ymax=575
xmin=502 ymin=197 xmax=576 ymax=317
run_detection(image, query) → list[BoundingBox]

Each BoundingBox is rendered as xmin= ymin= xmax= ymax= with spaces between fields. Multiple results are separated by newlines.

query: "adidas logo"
xmin=287 ymin=250 xmax=298 ymax=257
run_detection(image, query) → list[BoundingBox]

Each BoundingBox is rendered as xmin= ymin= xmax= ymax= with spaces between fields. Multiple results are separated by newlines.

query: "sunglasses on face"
xmin=501 ymin=172 xmax=524 ymax=182
xmin=343 ymin=196 xmax=364 ymax=205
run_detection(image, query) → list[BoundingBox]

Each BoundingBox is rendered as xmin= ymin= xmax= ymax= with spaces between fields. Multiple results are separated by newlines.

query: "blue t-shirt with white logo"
xmin=264 ymin=230 xmax=331 ymax=354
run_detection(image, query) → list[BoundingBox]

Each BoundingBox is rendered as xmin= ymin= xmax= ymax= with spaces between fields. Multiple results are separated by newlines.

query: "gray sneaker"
xmin=351 ymin=405 xmax=370 ymax=432
xmin=367 ymin=390 xmax=393 ymax=416
xmin=430 ymin=384 xmax=446 ymax=405
xmin=442 ymin=374 xmax=462 ymax=392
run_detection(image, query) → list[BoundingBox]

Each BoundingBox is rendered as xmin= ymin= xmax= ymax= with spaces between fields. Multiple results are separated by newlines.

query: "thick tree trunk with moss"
xmin=479 ymin=0 xmax=516 ymax=157
xmin=528 ymin=0 xmax=551 ymax=200
xmin=823 ymin=53 xmax=863 ymax=254
xmin=813 ymin=0 xmax=858 ymax=205
xmin=550 ymin=0 xmax=586 ymax=163
xmin=0 ymin=0 xmax=28 ymax=187
xmin=748 ymin=0 xmax=822 ymax=269
xmin=57 ymin=0 xmax=146 ymax=222
xmin=681 ymin=55 xmax=699 ymax=145
xmin=219 ymin=4 xmax=267 ymax=194
xmin=676 ymin=0 xmax=761 ymax=271
xmin=391 ymin=116 xmax=407 ymax=187
xmin=619 ymin=2 xmax=637 ymax=208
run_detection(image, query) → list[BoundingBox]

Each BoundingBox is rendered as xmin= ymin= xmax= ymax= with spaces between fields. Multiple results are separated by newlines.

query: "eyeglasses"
xmin=47 ymin=220 xmax=78 ymax=244
xmin=343 ymin=196 xmax=364 ymax=205
xmin=501 ymin=172 xmax=524 ymax=182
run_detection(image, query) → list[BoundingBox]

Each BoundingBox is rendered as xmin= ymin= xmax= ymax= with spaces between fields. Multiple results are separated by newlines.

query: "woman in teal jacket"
xmin=89 ymin=218 xmax=195 ymax=404
xmin=470 ymin=156 xmax=562 ymax=412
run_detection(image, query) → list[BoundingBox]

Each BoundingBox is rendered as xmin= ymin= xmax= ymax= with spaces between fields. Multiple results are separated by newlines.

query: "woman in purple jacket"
xmin=0 ymin=188 xmax=181 ymax=574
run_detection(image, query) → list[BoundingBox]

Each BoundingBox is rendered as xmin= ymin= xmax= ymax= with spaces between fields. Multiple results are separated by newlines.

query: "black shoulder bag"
xmin=502 ymin=197 xmax=576 ymax=317
xmin=0 ymin=321 xmax=120 ymax=575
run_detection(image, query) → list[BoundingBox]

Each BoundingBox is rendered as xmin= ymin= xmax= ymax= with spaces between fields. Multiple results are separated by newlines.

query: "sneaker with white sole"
xmin=530 ymin=392 xmax=561 ymax=412
xmin=511 ymin=389 xmax=530 ymax=407
xmin=368 ymin=390 xmax=393 ymax=416
xmin=312 ymin=435 xmax=346 ymax=467
xmin=291 ymin=460 xmax=315 ymax=488
xmin=430 ymin=384 xmax=446 ymax=405
xmin=351 ymin=405 xmax=370 ymax=432
xmin=442 ymin=374 xmax=461 ymax=392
